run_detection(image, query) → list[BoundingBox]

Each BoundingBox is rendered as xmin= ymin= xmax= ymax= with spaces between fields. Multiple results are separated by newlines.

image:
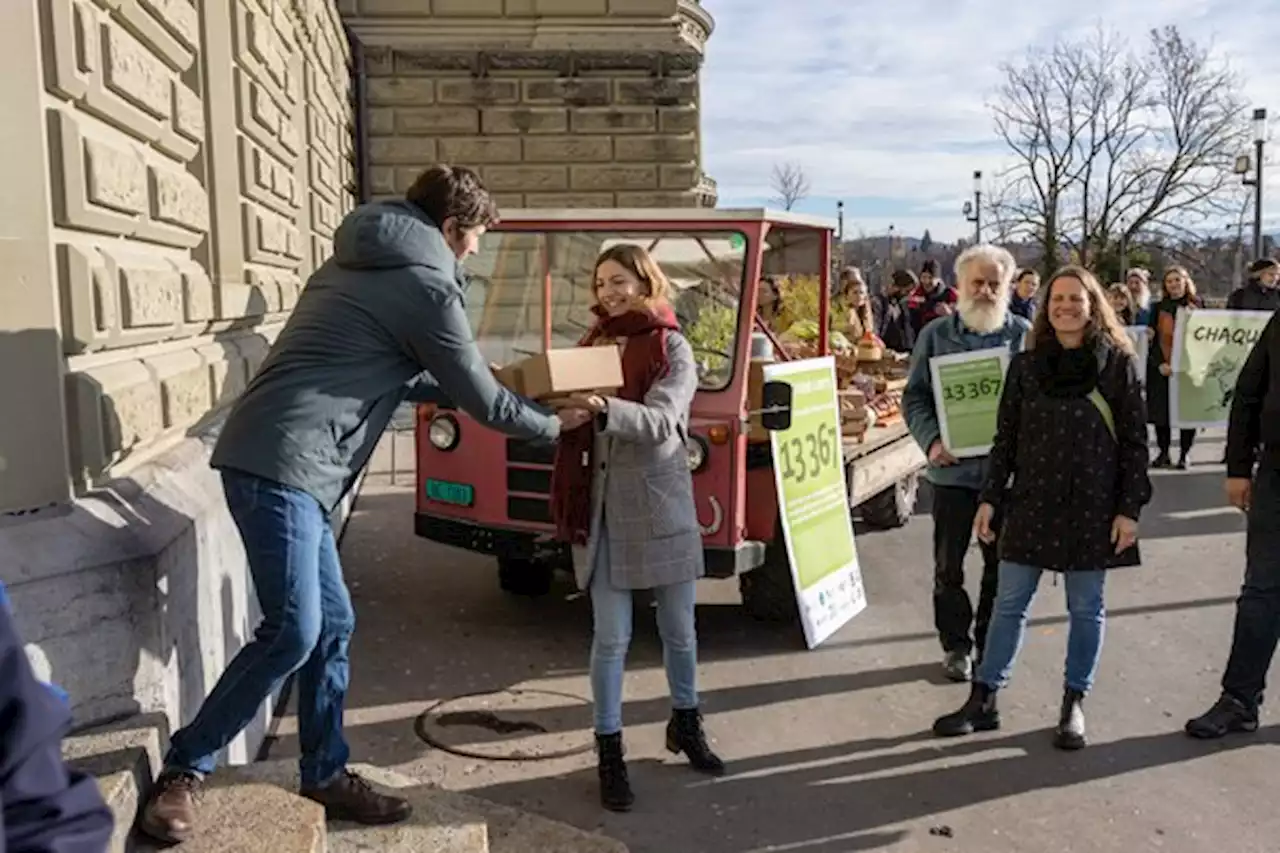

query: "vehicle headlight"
xmin=686 ymin=434 xmax=709 ymax=473
xmin=428 ymin=414 xmax=460 ymax=451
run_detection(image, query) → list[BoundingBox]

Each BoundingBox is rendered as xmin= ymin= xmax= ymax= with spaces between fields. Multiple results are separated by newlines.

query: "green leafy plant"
xmin=775 ymin=275 xmax=854 ymax=352
xmin=683 ymin=299 xmax=737 ymax=386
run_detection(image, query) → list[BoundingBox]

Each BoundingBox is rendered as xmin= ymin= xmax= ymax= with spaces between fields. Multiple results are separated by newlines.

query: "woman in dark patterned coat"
xmin=932 ymin=266 xmax=1152 ymax=750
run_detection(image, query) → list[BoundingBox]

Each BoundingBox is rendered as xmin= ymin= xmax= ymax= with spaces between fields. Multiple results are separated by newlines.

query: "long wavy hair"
xmin=1162 ymin=265 xmax=1198 ymax=300
xmin=1026 ymin=265 xmax=1134 ymax=356
xmin=840 ymin=267 xmax=873 ymax=330
xmin=592 ymin=243 xmax=673 ymax=308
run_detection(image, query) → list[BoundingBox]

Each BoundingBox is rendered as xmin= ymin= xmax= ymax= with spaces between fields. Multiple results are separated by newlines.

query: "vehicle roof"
xmin=494 ymin=207 xmax=837 ymax=231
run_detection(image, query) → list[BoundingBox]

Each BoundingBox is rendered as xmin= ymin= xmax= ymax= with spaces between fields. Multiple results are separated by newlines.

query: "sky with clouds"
xmin=700 ymin=0 xmax=1280 ymax=243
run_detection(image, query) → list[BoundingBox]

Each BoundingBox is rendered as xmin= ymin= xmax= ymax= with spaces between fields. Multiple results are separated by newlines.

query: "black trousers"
xmin=1222 ymin=465 xmax=1280 ymax=707
xmin=1154 ymin=426 xmax=1196 ymax=458
xmin=931 ymin=485 xmax=1001 ymax=658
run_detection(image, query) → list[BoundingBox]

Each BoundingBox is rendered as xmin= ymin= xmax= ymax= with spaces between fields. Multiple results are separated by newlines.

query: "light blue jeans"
xmin=589 ymin=555 xmax=699 ymax=735
xmin=976 ymin=561 xmax=1107 ymax=694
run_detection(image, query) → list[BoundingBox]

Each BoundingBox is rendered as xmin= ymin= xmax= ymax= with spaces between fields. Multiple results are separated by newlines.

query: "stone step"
xmin=61 ymin=713 xmax=167 ymax=853
xmin=222 ymin=760 xmax=489 ymax=853
xmin=140 ymin=777 xmax=326 ymax=853
xmin=216 ymin=760 xmax=628 ymax=853
xmin=345 ymin=764 xmax=628 ymax=853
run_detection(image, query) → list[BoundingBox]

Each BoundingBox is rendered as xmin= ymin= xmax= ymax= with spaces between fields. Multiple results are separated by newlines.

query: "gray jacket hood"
xmin=332 ymin=200 xmax=460 ymax=277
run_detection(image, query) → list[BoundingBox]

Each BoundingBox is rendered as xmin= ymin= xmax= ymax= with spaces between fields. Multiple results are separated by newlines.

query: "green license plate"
xmin=425 ymin=479 xmax=474 ymax=507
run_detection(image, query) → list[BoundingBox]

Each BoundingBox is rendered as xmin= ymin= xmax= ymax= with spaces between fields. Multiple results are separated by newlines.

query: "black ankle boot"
xmin=1053 ymin=688 xmax=1087 ymax=750
xmin=595 ymin=732 xmax=634 ymax=812
xmin=933 ymin=682 xmax=1000 ymax=737
xmin=665 ymin=708 xmax=725 ymax=776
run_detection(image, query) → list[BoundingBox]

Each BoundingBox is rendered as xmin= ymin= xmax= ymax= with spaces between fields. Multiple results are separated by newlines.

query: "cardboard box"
xmin=494 ymin=346 xmax=624 ymax=401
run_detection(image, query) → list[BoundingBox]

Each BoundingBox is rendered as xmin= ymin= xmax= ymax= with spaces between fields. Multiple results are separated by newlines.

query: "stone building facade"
xmin=0 ymin=0 xmax=358 ymax=753
xmin=343 ymin=0 xmax=716 ymax=208
xmin=0 ymin=0 xmax=714 ymax=757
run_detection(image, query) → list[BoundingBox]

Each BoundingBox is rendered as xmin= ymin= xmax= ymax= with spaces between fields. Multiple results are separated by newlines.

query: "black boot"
xmin=595 ymin=733 xmax=634 ymax=812
xmin=932 ymin=682 xmax=1000 ymax=737
xmin=1053 ymin=688 xmax=1087 ymax=750
xmin=1152 ymin=451 xmax=1171 ymax=468
xmin=1185 ymin=693 xmax=1260 ymax=739
xmin=666 ymin=708 xmax=725 ymax=776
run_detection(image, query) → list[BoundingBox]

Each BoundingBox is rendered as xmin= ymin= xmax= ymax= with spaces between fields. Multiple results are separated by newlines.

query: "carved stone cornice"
xmin=678 ymin=1 xmax=713 ymax=51
xmin=345 ymin=2 xmax=714 ymax=56
xmin=695 ymin=172 xmax=718 ymax=207
xmin=367 ymin=49 xmax=702 ymax=76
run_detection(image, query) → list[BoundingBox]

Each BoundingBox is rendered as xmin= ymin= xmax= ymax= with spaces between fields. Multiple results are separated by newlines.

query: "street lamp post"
xmin=1236 ymin=108 xmax=1268 ymax=258
xmin=834 ymin=200 xmax=845 ymax=291
xmin=1253 ymin=108 xmax=1266 ymax=257
xmin=962 ymin=170 xmax=983 ymax=243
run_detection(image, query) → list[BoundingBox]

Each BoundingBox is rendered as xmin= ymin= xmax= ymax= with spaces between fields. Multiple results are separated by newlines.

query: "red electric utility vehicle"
xmin=413 ymin=209 xmax=925 ymax=621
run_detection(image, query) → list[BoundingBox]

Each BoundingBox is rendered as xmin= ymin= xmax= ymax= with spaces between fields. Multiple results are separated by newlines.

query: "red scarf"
xmin=550 ymin=302 xmax=680 ymax=545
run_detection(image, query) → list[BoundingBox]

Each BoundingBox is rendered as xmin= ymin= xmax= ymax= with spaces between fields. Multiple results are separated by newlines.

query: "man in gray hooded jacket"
xmin=139 ymin=165 xmax=589 ymax=843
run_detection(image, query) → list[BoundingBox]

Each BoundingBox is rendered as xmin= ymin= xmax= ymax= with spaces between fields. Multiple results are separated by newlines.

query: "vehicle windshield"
xmin=462 ymin=229 xmax=748 ymax=391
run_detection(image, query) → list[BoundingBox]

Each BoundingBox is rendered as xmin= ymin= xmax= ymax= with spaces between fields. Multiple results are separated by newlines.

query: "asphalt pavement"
xmin=270 ymin=429 xmax=1275 ymax=853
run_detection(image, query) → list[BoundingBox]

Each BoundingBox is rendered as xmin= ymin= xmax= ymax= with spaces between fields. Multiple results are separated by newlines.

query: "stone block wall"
xmin=0 ymin=0 xmax=715 ymax=749
xmin=0 ymin=0 xmax=355 ymax=745
xmin=345 ymin=0 xmax=717 ymax=209
xmin=39 ymin=0 xmax=357 ymax=495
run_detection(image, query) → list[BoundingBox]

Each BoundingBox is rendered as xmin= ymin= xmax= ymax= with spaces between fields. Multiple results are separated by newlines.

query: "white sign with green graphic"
xmin=1170 ymin=308 xmax=1272 ymax=429
xmin=929 ymin=347 xmax=1012 ymax=458
xmin=763 ymin=356 xmax=866 ymax=649
xmin=1124 ymin=326 xmax=1149 ymax=385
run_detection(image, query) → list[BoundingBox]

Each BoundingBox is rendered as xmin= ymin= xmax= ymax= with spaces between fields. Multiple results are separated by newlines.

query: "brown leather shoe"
xmin=300 ymin=769 xmax=412 ymax=825
xmin=137 ymin=770 xmax=202 ymax=843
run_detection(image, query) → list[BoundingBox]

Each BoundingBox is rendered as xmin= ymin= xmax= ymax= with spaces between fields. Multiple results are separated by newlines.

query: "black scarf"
xmin=1033 ymin=335 xmax=1101 ymax=398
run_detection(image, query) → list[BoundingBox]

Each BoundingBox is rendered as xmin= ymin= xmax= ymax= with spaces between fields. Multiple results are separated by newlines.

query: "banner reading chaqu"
xmin=1169 ymin=308 xmax=1273 ymax=429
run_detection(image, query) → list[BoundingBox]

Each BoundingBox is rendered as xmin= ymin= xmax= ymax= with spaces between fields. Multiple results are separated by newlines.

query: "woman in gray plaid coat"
xmin=552 ymin=244 xmax=724 ymax=812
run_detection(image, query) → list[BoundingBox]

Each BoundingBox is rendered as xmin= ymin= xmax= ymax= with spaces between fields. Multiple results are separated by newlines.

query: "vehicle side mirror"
xmin=759 ymin=380 xmax=793 ymax=432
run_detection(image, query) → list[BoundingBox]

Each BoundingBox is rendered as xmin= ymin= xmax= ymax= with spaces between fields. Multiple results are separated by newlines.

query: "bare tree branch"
xmin=987 ymin=25 xmax=1250 ymax=275
xmin=769 ymin=162 xmax=811 ymax=211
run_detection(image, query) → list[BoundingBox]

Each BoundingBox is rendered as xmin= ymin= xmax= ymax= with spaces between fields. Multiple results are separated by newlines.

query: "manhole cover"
xmin=414 ymin=688 xmax=594 ymax=761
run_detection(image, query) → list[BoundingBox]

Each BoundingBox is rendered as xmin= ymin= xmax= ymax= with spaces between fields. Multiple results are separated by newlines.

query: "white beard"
xmin=958 ymin=296 xmax=1008 ymax=334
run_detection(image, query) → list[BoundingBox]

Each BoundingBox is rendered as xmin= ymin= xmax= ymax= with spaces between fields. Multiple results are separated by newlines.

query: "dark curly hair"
xmin=405 ymin=164 xmax=499 ymax=231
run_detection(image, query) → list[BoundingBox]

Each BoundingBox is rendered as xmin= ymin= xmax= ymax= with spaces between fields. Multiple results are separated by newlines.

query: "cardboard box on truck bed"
xmin=495 ymin=346 xmax=624 ymax=402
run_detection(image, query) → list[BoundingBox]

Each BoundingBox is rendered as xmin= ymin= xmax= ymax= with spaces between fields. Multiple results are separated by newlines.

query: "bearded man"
xmin=1126 ymin=268 xmax=1153 ymax=326
xmin=903 ymin=245 xmax=1030 ymax=682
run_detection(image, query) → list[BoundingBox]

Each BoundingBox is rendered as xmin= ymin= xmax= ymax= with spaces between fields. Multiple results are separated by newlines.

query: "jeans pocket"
xmin=221 ymin=469 xmax=262 ymax=516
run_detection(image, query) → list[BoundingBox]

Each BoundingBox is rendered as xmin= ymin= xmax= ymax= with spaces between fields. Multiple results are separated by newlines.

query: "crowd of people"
xmin=892 ymin=248 xmax=1279 ymax=751
xmin=5 ymin=165 xmax=1278 ymax=849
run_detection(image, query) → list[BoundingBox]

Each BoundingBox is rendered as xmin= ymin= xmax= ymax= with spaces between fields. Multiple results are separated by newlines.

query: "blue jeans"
xmin=589 ymin=556 xmax=699 ymax=735
xmin=976 ymin=561 xmax=1107 ymax=694
xmin=165 ymin=470 xmax=354 ymax=787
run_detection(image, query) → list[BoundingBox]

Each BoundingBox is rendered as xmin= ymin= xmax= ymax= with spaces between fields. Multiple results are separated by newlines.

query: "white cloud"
xmin=700 ymin=0 xmax=1280 ymax=242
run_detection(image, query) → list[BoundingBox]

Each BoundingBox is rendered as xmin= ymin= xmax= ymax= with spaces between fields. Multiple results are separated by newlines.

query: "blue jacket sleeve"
xmin=392 ymin=269 xmax=559 ymax=444
xmin=403 ymin=372 xmax=452 ymax=406
xmin=903 ymin=323 xmax=941 ymax=454
xmin=0 ymin=606 xmax=114 ymax=852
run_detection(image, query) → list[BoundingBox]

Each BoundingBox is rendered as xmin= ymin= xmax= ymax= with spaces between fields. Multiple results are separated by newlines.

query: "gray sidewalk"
xmin=271 ymin=429 xmax=1271 ymax=853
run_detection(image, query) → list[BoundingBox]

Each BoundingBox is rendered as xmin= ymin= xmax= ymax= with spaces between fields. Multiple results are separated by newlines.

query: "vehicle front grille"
xmin=506 ymin=438 xmax=555 ymax=524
